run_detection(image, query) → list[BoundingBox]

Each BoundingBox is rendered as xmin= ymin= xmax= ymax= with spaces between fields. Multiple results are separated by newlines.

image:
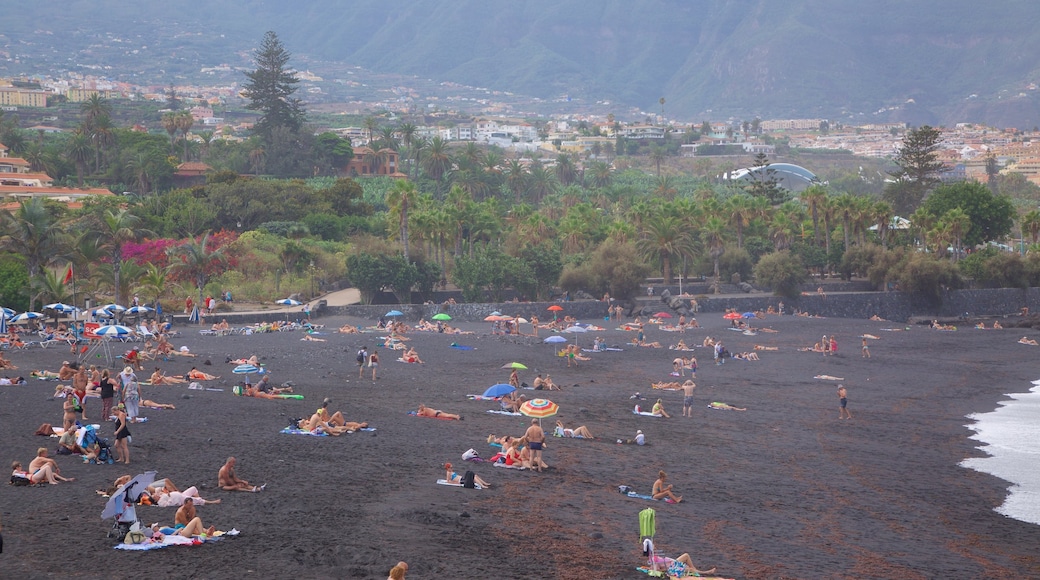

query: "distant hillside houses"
xmin=0 ymin=142 xmax=113 ymax=207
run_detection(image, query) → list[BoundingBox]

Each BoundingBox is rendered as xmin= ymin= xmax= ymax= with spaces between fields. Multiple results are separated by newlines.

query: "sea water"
xmin=960 ymin=380 xmax=1040 ymax=526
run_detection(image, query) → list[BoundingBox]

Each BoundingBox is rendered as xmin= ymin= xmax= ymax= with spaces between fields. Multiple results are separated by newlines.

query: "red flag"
xmin=63 ymin=265 xmax=73 ymax=285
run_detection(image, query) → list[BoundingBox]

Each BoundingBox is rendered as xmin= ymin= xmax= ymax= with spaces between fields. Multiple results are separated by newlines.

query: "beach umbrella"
xmin=564 ymin=325 xmax=587 ymax=333
xmin=101 ymin=470 xmax=157 ymax=521
xmin=232 ymin=364 xmax=261 ymax=384
xmin=483 ymin=383 xmax=516 ymax=398
xmin=101 ymin=303 xmax=127 ymax=313
xmin=501 ymin=362 xmax=528 ymax=370
xmin=92 ymin=308 xmax=116 ymax=318
xmin=0 ymin=314 xmax=7 ymax=334
xmin=515 ymin=317 xmax=528 ymax=324
xmin=723 ymin=312 xmax=742 ymax=320
xmin=547 ymin=305 xmax=564 ymax=312
xmin=432 ymin=313 xmax=452 ymax=321
xmin=519 ymin=398 xmax=559 ymax=419
xmin=125 ymin=306 xmax=153 ymax=316
xmin=490 ymin=311 xmax=502 ymax=316
xmin=44 ymin=302 xmax=77 ymax=313
xmin=742 ymin=312 xmax=756 ymax=319
xmin=0 ymin=307 xmax=15 ymax=319
xmin=654 ymin=312 xmax=673 ymax=319
xmin=385 ymin=310 xmax=404 ymax=317
xmin=187 ymin=304 xmax=200 ymax=324
xmin=94 ymin=325 xmax=135 ymax=338
xmin=543 ymin=335 xmax=568 ymax=344
xmin=484 ymin=315 xmax=504 ymax=322
xmin=276 ymin=298 xmax=302 ymax=306
xmin=12 ymin=311 xmax=44 ymax=322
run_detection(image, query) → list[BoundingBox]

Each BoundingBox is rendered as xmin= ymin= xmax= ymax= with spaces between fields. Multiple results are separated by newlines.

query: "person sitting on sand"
xmin=0 ymin=352 xmax=17 ymax=370
xmin=29 ymin=448 xmax=74 ymax=484
xmin=211 ymin=319 xmax=230 ymax=333
xmin=554 ymin=420 xmax=594 ymax=439
xmin=500 ymin=391 xmax=527 ymax=413
xmin=256 ymin=375 xmax=293 ymax=395
xmin=652 ymin=398 xmax=671 ymax=418
xmin=443 ymin=463 xmax=490 ymax=488
xmin=242 ymin=385 xmax=284 ymax=400
xmin=218 ymin=457 xmax=264 ymax=492
xmin=870 ymin=314 xmax=886 ymax=321
xmin=1019 ymin=336 xmax=1039 ymax=346
xmin=993 ymin=320 xmax=1003 ymax=329
xmin=170 ymin=501 xmax=216 ymax=538
xmin=187 ymin=367 xmax=219 ymax=381
xmin=12 ymin=459 xmax=70 ymax=485
xmin=57 ymin=427 xmax=90 ymax=456
xmin=32 ymin=369 xmax=61 ymax=379
xmin=319 ymin=403 xmax=369 ymax=432
xmin=532 ymin=374 xmax=559 ymax=391
xmin=670 ymin=339 xmax=690 ymax=351
xmin=402 ymin=347 xmax=424 ymax=364
xmin=297 ymin=408 xmax=354 ymax=436
xmin=416 ymin=404 xmax=462 ymax=421
xmin=500 ymin=439 xmax=525 ymax=467
xmin=518 ymin=439 xmax=550 ymax=471
xmin=643 ymin=538 xmax=715 ymax=578
xmin=149 ymin=368 xmax=188 ymax=385
xmin=652 ymin=470 xmax=681 ymax=503
xmin=57 ymin=361 xmax=76 ymax=381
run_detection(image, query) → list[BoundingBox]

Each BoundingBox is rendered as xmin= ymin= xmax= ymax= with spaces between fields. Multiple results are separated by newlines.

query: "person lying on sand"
xmin=301 ymin=334 xmax=327 ymax=342
xmin=652 ymin=470 xmax=681 ymax=502
xmin=149 ymin=368 xmax=188 ymax=385
xmin=652 ymin=382 xmax=682 ymax=390
xmin=242 ymin=385 xmax=284 ymax=400
xmin=218 ymin=456 xmax=264 ymax=492
xmin=644 ymin=539 xmax=715 ymax=577
xmin=141 ymin=400 xmax=176 ymax=410
xmin=815 ymin=374 xmax=844 ymax=381
xmin=416 ymin=404 xmax=462 ymax=420
xmin=338 ymin=324 xmax=360 ymax=334
xmin=1018 ymin=336 xmax=1039 ymax=346
xmin=444 ymin=463 xmax=490 ymax=488
xmin=32 ymin=369 xmax=61 ymax=379
xmin=187 ymin=367 xmax=219 ymax=381
xmin=870 ymin=314 xmax=887 ymax=321
xmin=487 ymin=434 xmax=516 ymax=447
xmin=298 ymin=409 xmax=355 ymax=436
xmin=861 ymin=334 xmax=880 ymax=340
xmin=554 ymin=420 xmax=593 ymax=439
xmin=709 ymin=401 xmax=747 ymax=411
xmin=754 ymin=345 xmax=779 ymax=351
xmin=733 ymin=351 xmax=760 ymax=360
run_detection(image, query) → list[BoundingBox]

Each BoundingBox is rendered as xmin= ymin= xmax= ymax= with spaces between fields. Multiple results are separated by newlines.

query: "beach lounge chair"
xmin=137 ymin=325 xmax=156 ymax=340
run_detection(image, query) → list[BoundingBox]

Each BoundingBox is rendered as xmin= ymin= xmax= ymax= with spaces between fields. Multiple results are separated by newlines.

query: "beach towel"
xmin=113 ymin=528 xmax=239 ymax=550
xmin=466 ymin=395 xmax=501 ymax=401
xmin=635 ymin=567 xmax=733 ymax=580
xmin=280 ymin=427 xmax=328 ymax=436
xmin=436 ymin=478 xmax=483 ymax=489
xmin=486 ymin=409 xmax=522 ymax=416
xmin=633 ymin=410 xmax=662 ymax=417
xmin=814 ymin=375 xmax=844 ymax=381
xmin=639 ymin=507 xmax=656 ymax=540
xmin=624 ymin=491 xmax=675 ymax=502
xmin=492 ymin=462 xmax=525 ymax=470
xmin=708 ymin=402 xmax=745 ymax=411
xmin=449 ymin=344 xmax=475 ymax=351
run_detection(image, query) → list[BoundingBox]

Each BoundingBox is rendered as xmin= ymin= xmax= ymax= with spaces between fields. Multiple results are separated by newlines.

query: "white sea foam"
xmin=960 ymin=380 xmax=1040 ymax=526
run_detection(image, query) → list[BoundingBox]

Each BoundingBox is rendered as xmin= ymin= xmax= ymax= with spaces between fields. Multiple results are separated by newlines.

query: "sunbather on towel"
xmin=416 ymin=404 xmax=462 ymax=420
xmin=164 ymin=502 xmax=216 ymax=538
xmin=443 ymin=463 xmax=490 ymax=488
xmin=187 ymin=367 xmax=219 ymax=381
xmin=554 ymin=420 xmax=594 ymax=439
xmin=149 ymin=368 xmax=188 ymax=385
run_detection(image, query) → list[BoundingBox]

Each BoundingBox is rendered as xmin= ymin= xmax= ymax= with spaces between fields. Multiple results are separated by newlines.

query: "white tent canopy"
xmin=869 ymin=216 xmax=911 ymax=231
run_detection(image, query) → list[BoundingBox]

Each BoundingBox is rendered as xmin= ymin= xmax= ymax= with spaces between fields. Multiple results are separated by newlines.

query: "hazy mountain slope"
xmin=6 ymin=0 xmax=1040 ymax=125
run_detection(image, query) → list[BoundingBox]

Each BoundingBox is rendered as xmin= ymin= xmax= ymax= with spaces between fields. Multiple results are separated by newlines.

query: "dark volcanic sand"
xmin=1 ymin=313 xmax=1039 ymax=579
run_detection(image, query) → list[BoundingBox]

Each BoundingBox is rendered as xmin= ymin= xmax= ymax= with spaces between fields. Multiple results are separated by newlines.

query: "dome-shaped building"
xmin=724 ymin=163 xmax=819 ymax=192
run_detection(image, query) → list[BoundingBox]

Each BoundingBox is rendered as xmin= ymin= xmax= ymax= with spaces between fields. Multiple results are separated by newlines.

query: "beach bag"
xmin=124 ymin=529 xmax=147 ymax=545
xmin=11 ymin=475 xmax=30 ymax=486
xmin=461 ymin=471 xmax=476 ymax=489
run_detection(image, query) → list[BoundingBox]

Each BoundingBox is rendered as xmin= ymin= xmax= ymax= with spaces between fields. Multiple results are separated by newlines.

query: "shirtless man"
xmin=682 ymin=380 xmax=697 ymax=417
xmin=58 ymin=361 xmax=76 ymax=381
xmin=838 ymin=385 xmax=852 ymax=419
xmin=523 ymin=419 xmax=546 ymax=473
xmin=71 ymin=366 xmax=89 ymax=420
xmin=29 ymin=448 xmax=74 ymax=483
xmin=218 ymin=457 xmax=264 ymax=492
xmin=174 ymin=501 xmax=216 ymax=537
xmin=415 ymin=404 xmax=462 ymax=420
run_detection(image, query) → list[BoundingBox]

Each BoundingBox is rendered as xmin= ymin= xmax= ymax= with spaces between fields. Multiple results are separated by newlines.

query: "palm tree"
xmin=175 ymin=111 xmax=195 ymax=161
xmin=769 ymin=211 xmax=795 ymax=251
xmin=636 ymin=214 xmax=694 ymax=284
xmin=833 ymin=194 xmax=857 ymax=252
xmin=653 ymin=176 xmax=678 ymax=200
xmin=66 ymin=131 xmax=92 ymax=186
xmin=1022 ymin=209 xmax=1040 ymax=245
xmin=161 ymin=113 xmax=179 ymax=155
xmin=504 ymin=159 xmax=528 ymax=203
xmin=167 ymin=232 xmax=228 ymax=312
xmin=89 ymin=114 xmax=116 ymax=172
xmin=701 ymin=216 xmax=726 ymax=294
xmin=800 ymin=185 xmax=828 ymax=247
xmin=138 ymin=263 xmax=171 ymax=302
xmin=0 ymin=198 xmax=69 ymax=311
xmin=86 ymin=209 xmax=153 ymax=306
xmin=378 ymin=126 xmax=399 ymax=151
xmin=249 ymin=147 xmax=266 ymax=176
xmin=871 ymin=201 xmax=895 ymax=248
xmin=943 ymin=208 xmax=971 ymax=260
xmin=588 ymin=161 xmax=612 ymax=188
xmin=421 ymin=137 xmax=452 ymax=197
xmin=909 ymin=207 xmax=936 ymax=249
xmin=650 ymin=146 xmax=667 ymax=177
xmin=726 ymin=194 xmax=755 ymax=248
xmin=527 ymin=162 xmax=557 ymax=203
xmin=386 ymin=180 xmax=419 ymax=260
xmin=126 ymin=151 xmax=155 ymax=195
xmin=363 ymin=116 xmax=380 ymax=145
xmin=555 ymin=154 xmax=578 ymax=186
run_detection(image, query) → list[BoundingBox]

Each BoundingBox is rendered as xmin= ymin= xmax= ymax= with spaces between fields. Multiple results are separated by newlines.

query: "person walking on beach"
xmin=523 ymin=419 xmax=546 ymax=473
xmin=682 ymin=380 xmax=697 ymax=417
xmin=357 ymin=346 xmax=368 ymax=378
xmin=838 ymin=385 xmax=852 ymax=419
xmin=369 ymin=350 xmax=379 ymax=380
xmin=829 ymin=335 xmax=838 ymax=356
xmin=861 ymin=337 xmax=870 ymax=358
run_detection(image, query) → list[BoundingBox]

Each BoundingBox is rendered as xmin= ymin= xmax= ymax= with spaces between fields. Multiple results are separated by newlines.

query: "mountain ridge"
xmin=5 ymin=0 xmax=1040 ymax=127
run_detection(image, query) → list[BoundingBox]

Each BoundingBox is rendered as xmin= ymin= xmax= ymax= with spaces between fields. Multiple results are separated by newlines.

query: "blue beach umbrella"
xmin=188 ymin=305 xmax=200 ymax=324
xmin=12 ymin=311 xmax=44 ymax=322
xmin=44 ymin=302 xmax=77 ymax=313
xmin=0 ymin=314 xmax=7 ymax=334
xmin=543 ymin=335 xmax=568 ymax=344
xmin=385 ymin=310 xmax=404 ymax=317
xmin=94 ymin=325 xmax=135 ymax=338
xmin=125 ymin=306 xmax=153 ymax=316
xmin=101 ymin=303 xmax=127 ymax=313
xmin=233 ymin=364 xmax=261 ymax=375
xmin=276 ymin=298 xmax=302 ymax=306
xmin=483 ymin=383 xmax=516 ymax=398
xmin=0 ymin=307 xmax=15 ymax=319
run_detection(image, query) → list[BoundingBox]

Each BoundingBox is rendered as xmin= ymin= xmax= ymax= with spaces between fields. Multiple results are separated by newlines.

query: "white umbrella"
xmin=94 ymin=325 xmax=135 ymax=338
xmin=91 ymin=308 xmax=116 ymax=318
xmin=11 ymin=311 xmax=44 ymax=322
xmin=0 ymin=307 xmax=14 ymax=319
xmin=101 ymin=303 xmax=127 ymax=313
xmin=44 ymin=302 xmax=77 ymax=313
xmin=0 ymin=314 xmax=6 ymax=334
xmin=125 ymin=306 xmax=153 ymax=316
xmin=101 ymin=470 xmax=157 ymax=521
xmin=276 ymin=298 xmax=302 ymax=306
xmin=563 ymin=325 xmax=587 ymax=344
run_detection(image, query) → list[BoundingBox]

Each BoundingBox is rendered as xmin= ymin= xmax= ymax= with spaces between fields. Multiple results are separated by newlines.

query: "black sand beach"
xmin=1 ymin=311 xmax=1039 ymax=579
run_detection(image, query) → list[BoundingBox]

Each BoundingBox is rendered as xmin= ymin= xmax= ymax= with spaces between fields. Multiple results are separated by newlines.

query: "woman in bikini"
xmin=149 ymin=368 xmax=187 ymax=385
xmin=443 ymin=463 xmax=490 ymax=488
xmin=652 ymin=470 xmax=682 ymax=503
xmin=187 ymin=367 xmax=219 ymax=381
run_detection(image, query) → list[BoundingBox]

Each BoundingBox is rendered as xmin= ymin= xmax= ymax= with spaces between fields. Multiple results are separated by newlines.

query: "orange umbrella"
xmin=519 ymin=398 xmax=559 ymax=418
xmin=547 ymin=305 xmax=564 ymax=312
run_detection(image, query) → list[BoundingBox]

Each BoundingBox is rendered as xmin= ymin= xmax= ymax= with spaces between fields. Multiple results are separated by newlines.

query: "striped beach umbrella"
xmin=126 ymin=306 xmax=153 ymax=316
xmin=276 ymin=298 xmax=302 ymax=306
xmin=232 ymin=364 xmax=261 ymax=375
xmin=94 ymin=325 xmax=135 ymax=338
xmin=0 ymin=314 xmax=7 ymax=334
xmin=11 ymin=311 xmax=44 ymax=322
xmin=188 ymin=305 xmax=200 ymax=324
xmin=519 ymin=398 xmax=559 ymax=419
xmin=0 ymin=307 xmax=15 ymax=319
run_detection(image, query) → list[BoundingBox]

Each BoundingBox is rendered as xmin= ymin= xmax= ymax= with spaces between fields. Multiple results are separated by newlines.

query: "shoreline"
xmin=1 ymin=313 xmax=1038 ymax=579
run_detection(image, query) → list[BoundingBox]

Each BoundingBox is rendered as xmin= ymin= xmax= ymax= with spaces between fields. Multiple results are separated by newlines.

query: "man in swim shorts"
xmin=682 ymin=380 xmax=697 ymax=417
xmin=523 ymin=419 xmax=545 ymax=473
xmin=838 ymin=385 xmax=851 ymax=419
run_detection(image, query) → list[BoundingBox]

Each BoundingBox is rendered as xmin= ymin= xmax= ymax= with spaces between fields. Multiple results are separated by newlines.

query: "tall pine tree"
xmin=242 ymin=31 xmax=306 ymax=145
xmin=883 ymin=125 xmax=945 ymax=214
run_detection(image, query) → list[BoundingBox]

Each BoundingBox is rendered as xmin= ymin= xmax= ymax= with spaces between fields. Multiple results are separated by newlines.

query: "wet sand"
xmin=1 ymin=312 xmax=1039 ymax=579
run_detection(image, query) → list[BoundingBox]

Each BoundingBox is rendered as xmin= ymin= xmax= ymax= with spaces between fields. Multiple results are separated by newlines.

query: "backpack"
xmin=11 ymin=475 xmax=30 ymax=486
xmin=356 ymin=351 xmax=365 ymax=363
xmin=461 ymin=471 xmax=476 ymax=489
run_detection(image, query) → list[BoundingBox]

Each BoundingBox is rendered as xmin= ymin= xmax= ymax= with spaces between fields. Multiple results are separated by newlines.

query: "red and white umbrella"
xmin=520 ymin=398 xmax=559 ymax=419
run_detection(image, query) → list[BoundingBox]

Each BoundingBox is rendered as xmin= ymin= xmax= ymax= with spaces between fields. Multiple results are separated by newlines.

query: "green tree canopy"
xmin=242 ymin=31 xmax=306 ymax=145
xmin=884 ymin=125 xmax=945 ymax=214
xmin=920 ymin=181 xmax=1015 ymax=247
